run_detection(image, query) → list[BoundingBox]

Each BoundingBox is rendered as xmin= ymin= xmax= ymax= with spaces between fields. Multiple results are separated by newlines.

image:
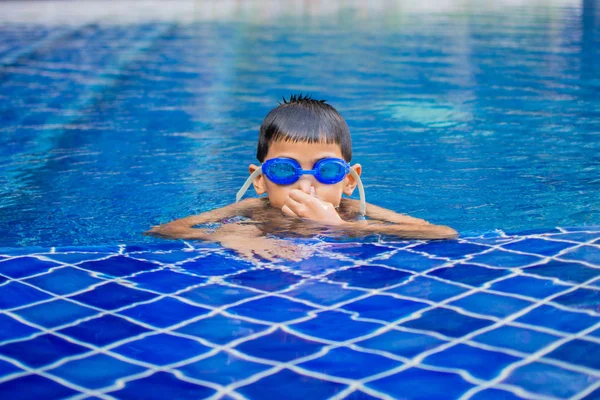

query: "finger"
xmin=310 ymin=186 xmax=316 ymax=197
xmin=282 ymin=204 xmax=300 ymax=218
xmin=288 ymin=189 xmax=314 ymax=203
xmin=284 ymin=196 xmax=308 ymax=217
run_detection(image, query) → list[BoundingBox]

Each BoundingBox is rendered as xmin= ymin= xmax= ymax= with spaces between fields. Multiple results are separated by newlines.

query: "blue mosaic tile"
xmin=130 ymin=250 xmax=201 ymax=264
xmin=400 ymin=308 xmax=495 ymax=338
xmin=357 ymin=329 xmax=446 ymax=358
xmin=43 ymin=252 xmax=114 ymax=264
xmin=0 ymin=313 xmax=40 ymax=342
xmin=226 ymin=296 xmax=317 ymax=323
xmin=552 ymin=287 xmax=600 ymax=312
xmin=326 ymin=265 xmax=412 ymax=289
xmin=0 ymin=358 xmax=22 ymax=378
xmin=423 ymin=343 xmax=521 ymax=380
xmin=284 ymin=280 xmax=364 ymax=306
xmin=0 ymin=281 xmax=51 ymax=309
xmin=112 ymin=333 xmax=211 ymax=366
xmin=324 ymin=243 xmax=395 ymax=259
xmin=501 ymin=238 xmax=575 ymax=256
xmin=0 ymin=374 xmax=79 ymax=399
xmin=342 ymin=295 xmax=428 ymax=323
xmin=15 ymin=299 xmax=98 ymax=328
xmin=383 ymin=250 xmax=447 ymax=272
xmin=503 ymin=362 xmax=598 ymax=398
xmin=517 ymin=304 xmax=600 ymax=333
xmin=427 ymin=263 xmax=511 ymax=286
xmin=237 ymin=368 xmax=346 ymax=400
xmin=548 ymin=232 xmax=600 ymax=243
xmin=490 ymin=275 xmax=571 ymax=299
xmin=0 ymin=334 xmax=89 ymax=368
xmin=385 ymin=276 xmax=468 ymax=301
xmin=472 ymin=325 xmax=560 ymax=353
xmin=48 ymin=353 xmax=145 ymax=389
xmin=177 ymin=351 xmax=271 ymax=385
xmin=78 ymin=255 xmax=158 ymax=277
xmin=470 ymin=388 xmax=527 ymax=400
xmin=299 ymin=346 xmax=401 ymax=379
xmin=118 ymin=297 xmax=210 ymax=328
xmin=366 ymin=367 xmax=474 ymax=399
xmin=545 ymin=338 xmax=600 ymax=370
xmin=127 ymin=269 xmax=206 ymax=293
xmin=59 ymin=314 xmax=150 ymax=346
xmin=69 ymin=282 xmax=157 ymax=310
xmin=522 ymin=259 xmax=600 ymax=284
xmin=0 ymin=275 xmax=7 ymax=285
xmin=225 ymin=268 xmax=303 ymax=292
xmin=0 ymin=257 xmax=60 ymax=279
xmin=411 ymin=241 xmax=489 ymax=259
xmin=178 ymin=283 xmax=258 ymax=307
xmin=234 ymin=329 xmax=324 ymax=362
xmin=343 ymin=390 xmax=381 ymax=400
xmin=176 ymin=314 xmax=269 ymax=345
xmin=24 ymin=267 xmax=103 ymax=295
xmin=561 ymin=245 xmax=600 ymax=265
xmin=290 ymin=311 xmax=381 ymax=341
xmin=178 ymin=253 xmax=254 ymax=276
xmin=108 ymin=371 xmax=216 ymax=399
xmin=450 ymin=292 xmax=533 ymax=318
xmin=282 ymin=255 xmax=354 ymax=275
xmin=125 ymin=242 xmax=189 ymax=253
xmin=469 ymin=249 xmax=544 ymax=268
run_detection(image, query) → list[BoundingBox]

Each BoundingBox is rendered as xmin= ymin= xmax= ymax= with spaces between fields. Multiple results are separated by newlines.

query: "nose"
xmin=295 ymin=175 xmax=316 ymax=193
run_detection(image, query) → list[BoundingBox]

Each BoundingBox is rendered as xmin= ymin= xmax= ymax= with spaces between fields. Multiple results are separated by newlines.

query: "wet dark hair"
xmin=256 ymin=94 xmax=352 ymax=162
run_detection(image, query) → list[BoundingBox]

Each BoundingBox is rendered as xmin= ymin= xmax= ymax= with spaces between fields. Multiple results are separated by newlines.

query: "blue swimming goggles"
xmin=236 ymin=157 xmax=366 ymax=215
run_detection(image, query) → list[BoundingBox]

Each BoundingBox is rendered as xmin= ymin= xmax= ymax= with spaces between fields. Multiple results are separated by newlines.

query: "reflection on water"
xmin=0 ymin=0 xmax=598 ymax=247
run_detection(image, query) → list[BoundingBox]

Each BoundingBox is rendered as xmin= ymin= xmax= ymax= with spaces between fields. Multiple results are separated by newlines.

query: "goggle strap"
xmin=236 ymin=167 xmax=367 ymax=216
xmin=236 ymin=167 xmax=263 ymax=203
xmin=350 ymin=168 xmax=367 ymax=215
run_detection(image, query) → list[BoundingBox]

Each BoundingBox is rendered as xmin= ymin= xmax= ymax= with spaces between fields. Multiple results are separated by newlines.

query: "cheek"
xmin=264 ymin=182 xmax=290 ymax=207
xmin=316 ymin=184 xmax=344 ymax=205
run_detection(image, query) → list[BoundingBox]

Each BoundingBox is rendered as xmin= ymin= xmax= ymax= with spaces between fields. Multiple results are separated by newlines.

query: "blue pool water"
xmin=1 ymin=1 xmax=600 ymax=399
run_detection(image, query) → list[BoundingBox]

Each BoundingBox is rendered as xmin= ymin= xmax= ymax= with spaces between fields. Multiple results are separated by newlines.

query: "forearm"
xmin=339 ymin=220 xmax=458 ymax=240
xmin=343 ymin=199 xmax=429 ymax=225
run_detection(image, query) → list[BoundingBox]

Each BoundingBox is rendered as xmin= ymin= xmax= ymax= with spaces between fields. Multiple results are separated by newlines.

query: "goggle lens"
xmin=263 ymin=158 xmax=349 ymax=185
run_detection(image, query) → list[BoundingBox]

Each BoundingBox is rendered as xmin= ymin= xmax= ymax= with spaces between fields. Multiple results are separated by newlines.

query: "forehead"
xmin=265 ymin=140 xmax=343 ymax=161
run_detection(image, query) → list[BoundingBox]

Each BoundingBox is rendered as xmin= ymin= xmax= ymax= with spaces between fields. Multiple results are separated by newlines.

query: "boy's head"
xmin=256 ymin=94 xmax=352 ymax=163
xmin=248 ymin=95 xmax=362 ymax=209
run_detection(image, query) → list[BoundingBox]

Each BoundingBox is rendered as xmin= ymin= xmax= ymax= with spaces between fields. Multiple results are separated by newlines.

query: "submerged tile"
xmin=177 ymin=351 xmax=271 ymax=385
xmin=24 ymin=267 xmax=103 ymax=295
xmin=77 ymin=255 xmax=158 ymax=278
xmin=176 ymin=314 xmax=270 ymax=345
xmin=326 ymin=265 xmax=412 ymax=289
xmin=0 ymin=314 xmax=40 ymax=343
xmin=386 ymin=276 xmax=467 ymax=302
xmin=503 ymin=362 xmax=598 ymax=398
xmin=423 ymin=343 xmax=521 ymax=380
xmin=48 ymin=353 xmax=145 ymax=389
xmin=127 ymin=269 xmax=206 ymax=293
xmin=501 ymin=238 xmax=575 ymax=257
xmin=299 ymin=346 xmax=401 ymax=379
xmin=560 ymin=245 xmax=600 ymax=265
xmin=225 ymin=268 xmax=303 ymax=292
xmin=0 ymin=257 xmax=60 ymax=279
xmin=427 ymin=263 xmax=511 ymax=286
xmin=0 ymin=374 xmax=79 ymax=399
xmin=59 ymin=314 xmax=149 ymax=347
xmin=552 ymin=287 xmax=600 ymax=312
xmin=15 ymin=299 xmax=97 ymax=328
xmin=522 ymin=259 xmax=600 ymax=284
xmin=342 ymin=295 xmax=428 ymax=323
xmin=450 ymin=292 xmax=533 ymax=318
xmin=472 ymin=325 xmax=560 ymax=354
xmin=367 ymin=367 xmax=474 ymax=399
xmin=383 ymin=251 xmax=447 ymax=272
xmin=490 ymin=275 xmax=570 ymax=299
xmin=234 ymin=329 xmax=324 ymax=362
xmin=411 ymin=241 xmax=488 ymax=259
xmin=0 ymin=281 xmax=51 ymax=309
xmin=290 ymin=311 xmax=381 ymax=342
xmin=284 ymin=280 xmax=364 ymax=306
xmin=69 ymin=282 xmax=157 ymax=311
xmin=357 ymin=329 xmax=446 ymax=359
xmin=118 ymin=297 xmax=209 ymax=328
xmin=226 ymin=296 xmax=316 ymax=323
xmin=237 ymin=368 xmax=346 ymax=400
xmin=108 ymin=371 xmax=215 ymax=399
xmin=516 ymin=305 xmax=600 ymax=333
xmin=178 ymin=283 xmax=258 ymax=307
xmin=0 ymin=334 xmax=89 ymax=368
xmin=112 ymin=333 xmax=210 ymax=366
xmin=545 ymin=338 xmax=600 ymax=370
xmin=400 ymin=308 xmax=494 ymax=338
xmin=468 ymin=249 xmax=544 ymax=269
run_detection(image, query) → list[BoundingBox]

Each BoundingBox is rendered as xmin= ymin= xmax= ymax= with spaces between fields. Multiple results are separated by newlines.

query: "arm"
xmin=342 ymin=198 xmax=429 ymax=225
xmin=145 ymin=198 xmax=264 ymax=240
xmin=339 ymin=220 xmax=458 ymax=240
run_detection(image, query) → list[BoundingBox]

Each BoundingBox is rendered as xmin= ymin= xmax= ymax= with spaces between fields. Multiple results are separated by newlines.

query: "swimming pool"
xmin=1 ymin=0 xmax=599 ymax=398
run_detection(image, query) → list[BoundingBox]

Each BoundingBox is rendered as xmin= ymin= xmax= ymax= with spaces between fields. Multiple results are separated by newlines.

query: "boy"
xmin=147 ymin=95 xmax=457 ymax=261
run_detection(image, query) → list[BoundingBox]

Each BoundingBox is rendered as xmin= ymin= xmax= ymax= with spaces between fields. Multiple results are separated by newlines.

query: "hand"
xmin=282 ymin=186 xmax=345 ymax=225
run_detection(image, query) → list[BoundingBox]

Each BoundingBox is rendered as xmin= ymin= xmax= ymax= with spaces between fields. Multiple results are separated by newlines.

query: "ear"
xmin=249 ymin=164 xmax=266 ymax=195
xmin=343 ymin=163 xmax=362 ymax=196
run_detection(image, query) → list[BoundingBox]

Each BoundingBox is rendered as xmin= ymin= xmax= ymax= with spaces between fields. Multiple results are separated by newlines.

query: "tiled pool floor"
xmin=1 ymin=227 xmax=600 ymax=399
